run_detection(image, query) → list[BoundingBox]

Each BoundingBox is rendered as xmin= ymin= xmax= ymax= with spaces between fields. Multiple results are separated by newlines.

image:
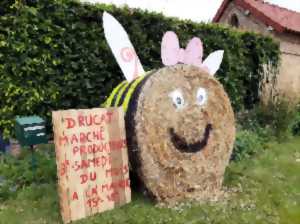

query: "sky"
xmin=82 ymin=0 xmax=300 ymax=22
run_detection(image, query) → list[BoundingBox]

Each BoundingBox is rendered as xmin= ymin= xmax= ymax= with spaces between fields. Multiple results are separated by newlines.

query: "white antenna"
xmin=103 ymin=12 xmax=145 ymax=82
xmin=202 ymin=50 xmax=224 ymax=76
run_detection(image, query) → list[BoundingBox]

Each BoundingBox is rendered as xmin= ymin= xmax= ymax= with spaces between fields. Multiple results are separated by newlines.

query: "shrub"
xmin=0 ymin=0 xmax=280 ymax=138
xmin=231 ymin=130 xmax=265 ymax=161
xmin=255 ymin=99 xmax=298 ymax=142
xmin=237 ymin=98 xmax=300 ymax=144
xmin=236 ymin=108 xmax=275 ymax=142
xmin=0 ymin=145 xmax=57 ymax=201
xmin=291 ymin=104 xmax=300 ymax=136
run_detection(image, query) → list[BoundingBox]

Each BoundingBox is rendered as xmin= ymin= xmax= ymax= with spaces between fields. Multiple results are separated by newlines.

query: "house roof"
xmin=213 ymin=0 xmax=300 ymax=34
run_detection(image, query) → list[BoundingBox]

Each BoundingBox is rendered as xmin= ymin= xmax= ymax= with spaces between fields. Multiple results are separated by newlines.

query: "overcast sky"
xmin=82 ymin=0 xmax=300 ymax=22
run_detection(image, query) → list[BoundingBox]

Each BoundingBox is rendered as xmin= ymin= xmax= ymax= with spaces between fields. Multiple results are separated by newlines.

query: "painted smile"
xmin=169 ymin=124 xmax=212 ymax=153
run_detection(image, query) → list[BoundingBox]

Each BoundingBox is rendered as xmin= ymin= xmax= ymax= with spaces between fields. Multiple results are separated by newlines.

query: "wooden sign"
xmin=52 ymin=107 xmax=131 ymax=223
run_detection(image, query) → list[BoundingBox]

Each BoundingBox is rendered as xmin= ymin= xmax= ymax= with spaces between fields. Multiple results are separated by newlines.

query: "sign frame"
xmin=52 ymin=107 xmax=131 ymax=223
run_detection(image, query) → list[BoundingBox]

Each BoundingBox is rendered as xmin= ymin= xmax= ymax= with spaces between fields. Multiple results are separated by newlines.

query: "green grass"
xmin=1 ymin=138 xmax=300 ymax=224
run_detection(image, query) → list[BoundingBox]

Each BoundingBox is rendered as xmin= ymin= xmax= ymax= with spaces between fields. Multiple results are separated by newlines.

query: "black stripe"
xmin=118 ymin=79 xmax=137 ymax=106
xmin=124 ymin=70 xmax=156 ymax=200
xmin=125 ymin=71 xmax=155 ymax=168
xmin=111 ymin=82 xmax=127 ymax=106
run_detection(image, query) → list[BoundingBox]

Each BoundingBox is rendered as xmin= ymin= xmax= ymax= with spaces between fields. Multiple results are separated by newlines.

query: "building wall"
xmin=217 ymin=2 xmax=300 ymax=102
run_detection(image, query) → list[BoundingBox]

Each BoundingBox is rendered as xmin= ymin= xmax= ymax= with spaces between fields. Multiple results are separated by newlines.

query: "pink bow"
xmin=161 ymin=31 xmax=207 ymax=70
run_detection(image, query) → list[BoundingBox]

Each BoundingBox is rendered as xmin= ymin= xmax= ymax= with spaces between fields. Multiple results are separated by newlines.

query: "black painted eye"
xmin=169 ymin=89 xmax=185 ymax=109
xmin=176 ymin=97 xmax=182 ymax=105
xmin=196 ymin=87 xmax=207 ymax=106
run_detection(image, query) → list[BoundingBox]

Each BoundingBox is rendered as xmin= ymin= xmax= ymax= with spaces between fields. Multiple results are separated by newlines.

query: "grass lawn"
xmin=0 ymin=137 xmax=300 ymax=224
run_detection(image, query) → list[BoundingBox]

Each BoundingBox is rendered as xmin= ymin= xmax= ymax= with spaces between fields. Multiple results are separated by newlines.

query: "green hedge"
xmin=0 ymin=0 xmax=279 ymax=137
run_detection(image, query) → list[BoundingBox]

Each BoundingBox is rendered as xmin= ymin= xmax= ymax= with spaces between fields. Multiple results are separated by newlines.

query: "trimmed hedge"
xmin=0 ymin=0 xmax=279 ymax=137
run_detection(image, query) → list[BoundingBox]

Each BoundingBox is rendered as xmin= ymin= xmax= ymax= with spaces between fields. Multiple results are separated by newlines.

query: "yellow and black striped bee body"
xmin=103 ymin=71 xmax=156 ymax=169
xmin=103 ymin=71 xmax=153 ymax=113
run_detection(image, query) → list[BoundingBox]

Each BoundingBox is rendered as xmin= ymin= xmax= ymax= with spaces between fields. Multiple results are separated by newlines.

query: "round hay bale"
xmin=105 ymin=64 xmax=235 ymax=203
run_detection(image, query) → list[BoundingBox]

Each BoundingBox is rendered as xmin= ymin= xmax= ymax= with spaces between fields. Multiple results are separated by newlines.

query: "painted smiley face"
xmin=168 ymin=88 xmax=212 ymax=153
xmin=134 ymin=65 xmax=235 ymax=157
xmin=126 ymin=64 xmax=235 ymax=202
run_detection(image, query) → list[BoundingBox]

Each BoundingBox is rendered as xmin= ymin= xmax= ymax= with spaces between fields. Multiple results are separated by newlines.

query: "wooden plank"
xmin=52 ymin=107 xmax=131 ymax=223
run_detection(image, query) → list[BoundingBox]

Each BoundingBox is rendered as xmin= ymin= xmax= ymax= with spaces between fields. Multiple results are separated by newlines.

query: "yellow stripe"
xmin=102 ymin=81 xmax=127 ymax=107
xmin=114 ymin=82 xmax=130 ymax=106
xmin=122 ymin=75 xmax=146 ymax=112
xmin=103 ymin=71 xmax=152 ymax=111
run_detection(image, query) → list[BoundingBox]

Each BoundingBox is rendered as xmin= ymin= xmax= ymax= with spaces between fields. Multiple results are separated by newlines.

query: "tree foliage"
xmin=0 ymin=0 xmax=280 ymax=137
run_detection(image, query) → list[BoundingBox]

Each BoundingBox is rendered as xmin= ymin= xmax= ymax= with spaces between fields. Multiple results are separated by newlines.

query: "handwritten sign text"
xmin=52 ymin=108 xmax=131 ymax=223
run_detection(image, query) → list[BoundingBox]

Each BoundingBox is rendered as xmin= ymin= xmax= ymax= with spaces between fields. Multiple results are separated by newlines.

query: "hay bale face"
xmin=102 ymin=13 xmax=235 ymax=203
xmin=126 ymin=64 xmax=235 ymax=203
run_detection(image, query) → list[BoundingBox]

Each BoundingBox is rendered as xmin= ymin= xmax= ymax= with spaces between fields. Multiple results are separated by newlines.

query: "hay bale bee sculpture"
xmin=103 ymin=12 xmax=235 ymax=203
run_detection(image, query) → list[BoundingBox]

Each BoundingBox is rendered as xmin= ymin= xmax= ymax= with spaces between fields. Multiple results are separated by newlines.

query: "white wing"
xmin=103 ymin=12 xmax=145 ymax=82
xmin=202 ymin=50 xmax=224 ymax=76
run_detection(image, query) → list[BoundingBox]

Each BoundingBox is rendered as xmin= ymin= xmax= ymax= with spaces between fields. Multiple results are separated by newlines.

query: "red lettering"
xmin=72 ymin=140 xmax=127 ymax=156
xmin=106 ymin=112 xmax=113 ymax=123
xmin=117 ymin=178 xmax=130 ymax=189
xmin=80 ymin=145 xmax=86 ymax=155
xmin=93 ymin=129 xmax=101 ymax=140
xmin=86 ymin=132 xmax=92 ymax=142
xmin=79 ymin=132 xmax=87 ymax=143
xmin=70 ymin=130 xmax=105 ymax=147
xmin=109 ymin=181 xmax=117 ymax=191
xmin=65 ymin=118 xmax=76 ymax=129
xmin=85 ymin=115 xmax=93 ymax=126
xmin=101 ymin=114 xmax=106 ymax=124
xmin=73 ymin=146 xmax=79 ymax=155
xmin=98 ymin=126 xmax=105 ymax=140
xmin=73 ymin=160 xmax=80 ymax=171
xmin=85 ymin=185 xmax=98 ymax=198
xmin=72 ymin=140 xmax=127 ymax=155
xmin=109 ymin=139 xmax=126 ymax=151
xmin=101 ymin=184 xmax=109 ymax=193
xmin=72 ymin=191 xmax=78 ymax=200
xmin=87 ymin=197 xmax=103 ymax=208
xmin=100 ymin=142 xmax=108 ymax=153
xmin=92 ymin=186 xmax=98 ymax=195
xmin=105 ymin=165 xmax=129 ymax=177
xmin=60 ymin=159 xmax=69 ymax=176
xmin=73 ymin=156 xmax=111 ymax=171
xmin=86 ymin=198 xmax=93 ymax=208
xmin=80 ymin=174 xmax=88 ymax=184
xmin=124 ymin=165 xmax=129 ymax=175
xmin=78 ymin=115 xmax=85 ymax=127
xmin=80 ymin=172 xmax=97 ymax=184
xmin=94 ymin=114 xmax=101 ymax=125
xmin=100 ymin=178 xmax=130 ymax=193
xmin=60 ymin=163 xmax=66 ymax=176
xmin=90 ymin=172 xmax=97 ymax=181
xmin=87 ymin=145 xmax=94 ymax=154
xmin=70 ymin=134 xmax=78 ymax=144
xmin=81 ymin=160 xmax=89 ymax=169
xmin=59 ymin=135 xmax=68 ymax=146
xmin=107 ymin=191 xmax=119 ymax=202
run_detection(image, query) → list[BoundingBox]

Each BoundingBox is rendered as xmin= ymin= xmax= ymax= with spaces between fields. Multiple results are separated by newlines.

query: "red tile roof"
xmin=213 ymin=0 xmax=300 ymax=34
